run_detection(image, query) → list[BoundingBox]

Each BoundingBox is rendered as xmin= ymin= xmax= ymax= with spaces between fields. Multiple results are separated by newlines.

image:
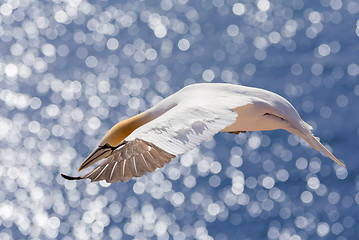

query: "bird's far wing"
xmin=61 ymin=138 xmax=176 ymax=183
xmin=61 ymin=98 xmax=251 ymax=183
xmin=125 ymin=102 xmax=240 ymax=155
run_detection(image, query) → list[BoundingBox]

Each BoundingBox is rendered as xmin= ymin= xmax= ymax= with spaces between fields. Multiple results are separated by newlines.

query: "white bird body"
xmin=62 ymin=83 xmax=344 ymax=183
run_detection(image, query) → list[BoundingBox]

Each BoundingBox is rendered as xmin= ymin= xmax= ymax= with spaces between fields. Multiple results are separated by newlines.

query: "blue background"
xmin=0 ymin=0 xmax=358 ymax=239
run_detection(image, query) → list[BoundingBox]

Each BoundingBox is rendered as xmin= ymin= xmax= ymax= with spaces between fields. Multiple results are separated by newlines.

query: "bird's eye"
xmin=263 ymin=113 xmax=285 ymax=121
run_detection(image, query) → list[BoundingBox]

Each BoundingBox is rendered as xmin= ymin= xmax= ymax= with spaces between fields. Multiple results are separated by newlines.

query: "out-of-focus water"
xmin=0 ymin=0 xmax=358 ymax=239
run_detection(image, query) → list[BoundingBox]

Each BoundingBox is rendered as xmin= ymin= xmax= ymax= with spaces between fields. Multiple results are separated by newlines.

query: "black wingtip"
xmin=61 ymin=173 xmax=82 ymax=181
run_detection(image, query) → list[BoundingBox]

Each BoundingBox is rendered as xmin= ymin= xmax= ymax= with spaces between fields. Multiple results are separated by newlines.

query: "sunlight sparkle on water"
xmin=0 ymin=0 xmax=357 ymax=239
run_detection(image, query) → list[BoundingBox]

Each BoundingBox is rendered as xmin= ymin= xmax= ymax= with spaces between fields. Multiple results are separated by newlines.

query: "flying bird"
xmin=62 ymin=83 xmax=345 ymax=183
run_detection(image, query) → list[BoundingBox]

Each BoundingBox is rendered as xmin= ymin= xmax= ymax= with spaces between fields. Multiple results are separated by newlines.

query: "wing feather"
xmin=108 ymin=161 xmax=117 ymax=182
xmin=62 ymin=95 xmax=252 ymax=183
xmin=142 ymin=151 xmax=160 ymax=169
xmin=125 ymin=103 xmax=240 ymax=155
xmin=63 ymin=139 xmax=175 ymax=183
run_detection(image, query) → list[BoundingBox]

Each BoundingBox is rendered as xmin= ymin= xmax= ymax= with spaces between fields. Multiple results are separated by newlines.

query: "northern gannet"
xmin=62 ymin=83 xmax=344 ymax=183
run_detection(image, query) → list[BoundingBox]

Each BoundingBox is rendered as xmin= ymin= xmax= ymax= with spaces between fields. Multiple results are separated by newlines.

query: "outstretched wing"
xmin=63 ymin=100 xmax=250 ymax=183
xmin=125 ymin=103 xmax=240 ymax=155
xmin=61 ymin=139 xmax=175 ymax=183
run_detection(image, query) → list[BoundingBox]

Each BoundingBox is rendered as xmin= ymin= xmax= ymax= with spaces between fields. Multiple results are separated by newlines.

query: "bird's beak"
xmin=286 ymin=126 xmax=346 ymax=168
xmin=78 ymin=144 xmax=113 ymax=171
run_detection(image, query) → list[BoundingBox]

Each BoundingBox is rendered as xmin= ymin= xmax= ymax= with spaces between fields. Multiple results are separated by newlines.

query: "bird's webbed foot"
xmin=228 ymin=131 xmax=247 ymax=134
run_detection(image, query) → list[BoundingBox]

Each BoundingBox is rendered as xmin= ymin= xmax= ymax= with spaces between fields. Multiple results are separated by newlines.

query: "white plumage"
xmin=62 ymin=83 xmax=345 ymax=183
xmin=125 ymin=103 xmax=238 ymax=155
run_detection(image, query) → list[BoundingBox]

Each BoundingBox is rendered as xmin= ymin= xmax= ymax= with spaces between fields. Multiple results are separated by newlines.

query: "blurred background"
xmin=0 ymin=0 xmax=358 ymax=239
